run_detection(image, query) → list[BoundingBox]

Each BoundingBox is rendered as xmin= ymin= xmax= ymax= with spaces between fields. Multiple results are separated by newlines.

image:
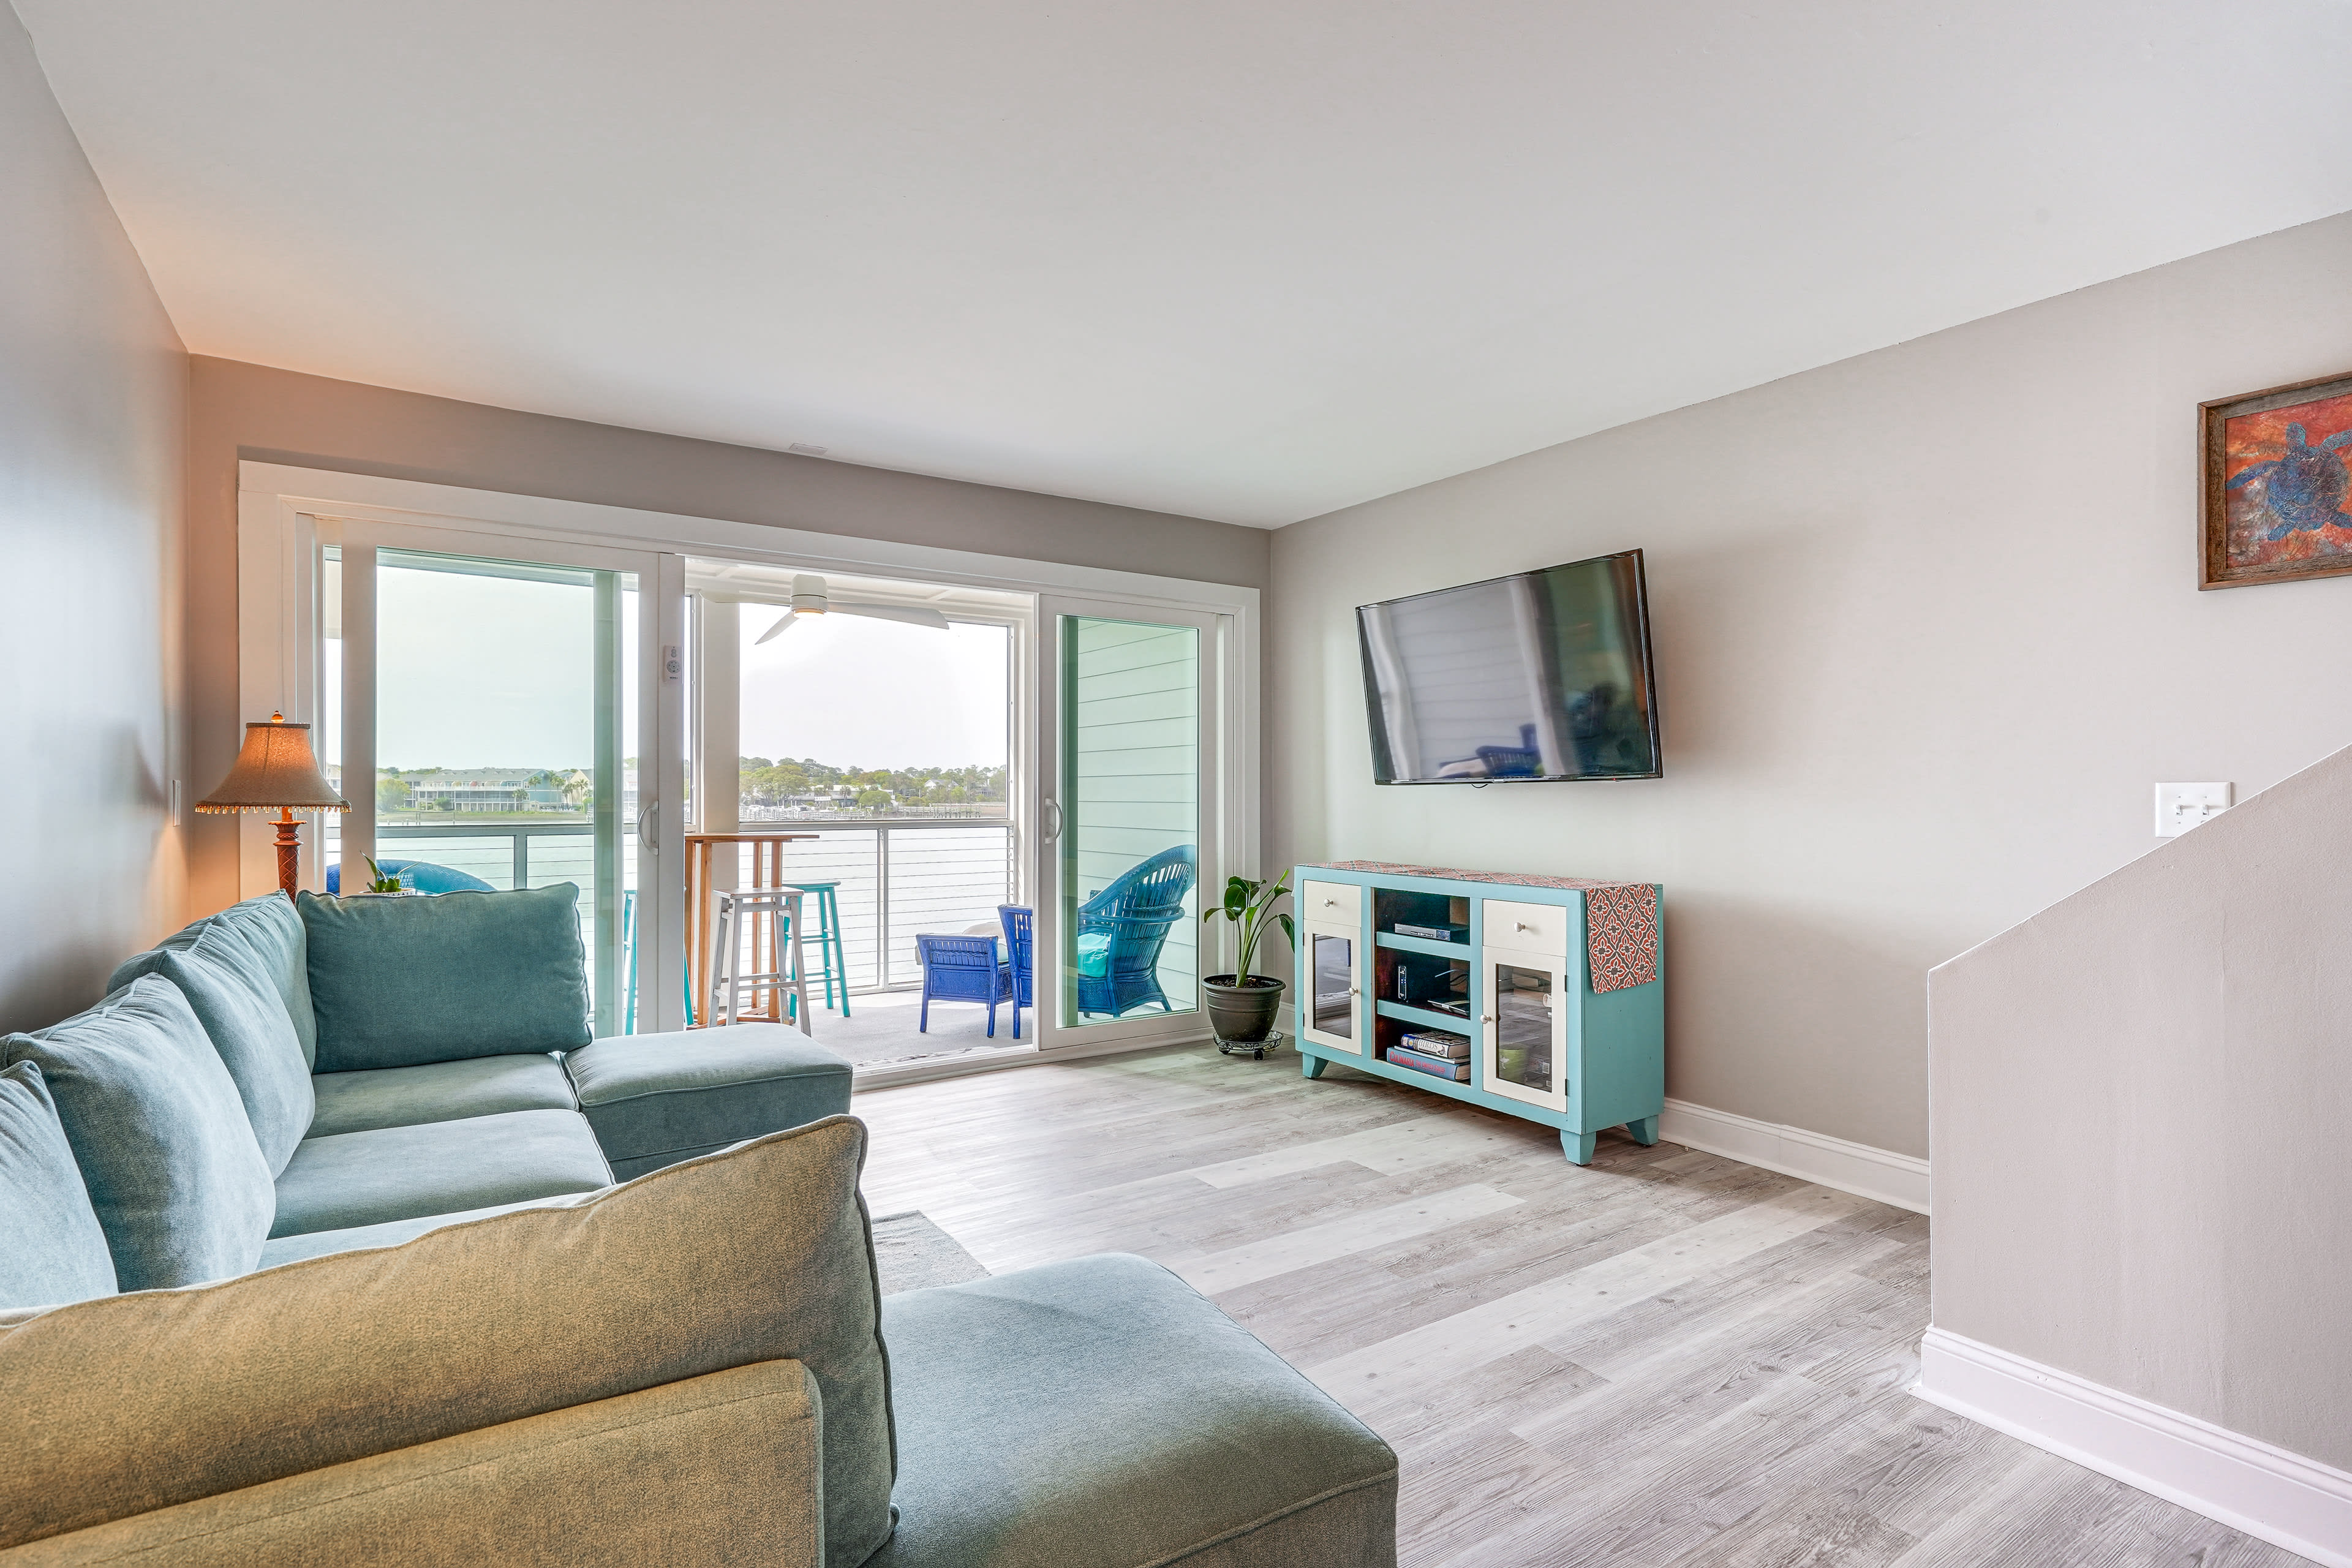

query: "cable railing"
xmin=720 ymin=819 xmax=1019 ymax=990
xmin=328 ymin=815 xmax=1019 ymax=997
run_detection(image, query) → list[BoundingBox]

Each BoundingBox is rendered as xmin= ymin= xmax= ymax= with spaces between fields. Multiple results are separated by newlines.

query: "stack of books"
xmin=1385 ymin=1029 xmax=1471 ymax=1082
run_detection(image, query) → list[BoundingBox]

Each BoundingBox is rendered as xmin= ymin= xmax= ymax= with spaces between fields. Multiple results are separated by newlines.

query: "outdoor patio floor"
xmin=796 ymin=987 xmax=1038 ymax=1069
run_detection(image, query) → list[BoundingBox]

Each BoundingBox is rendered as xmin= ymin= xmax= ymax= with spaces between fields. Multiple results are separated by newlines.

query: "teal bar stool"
xmin=786 ymin=881 xmax=852 ymax=1017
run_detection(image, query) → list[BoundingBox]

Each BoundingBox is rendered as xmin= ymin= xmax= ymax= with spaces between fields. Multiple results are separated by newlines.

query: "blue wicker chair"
xmin=323 ymin=858 xmax=496 ymax=894
xmin=998 ymin=905 xmax=1035 ymax=1039
xmin=916 ymin=933 xmax=1016 ymax=1036
xmin=1076 ymin=845 xmax=1197 ymax=1019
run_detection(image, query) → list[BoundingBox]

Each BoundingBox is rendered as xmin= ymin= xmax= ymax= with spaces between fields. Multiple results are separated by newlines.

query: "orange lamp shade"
xmin=194 ymin=714 xmax=349 ymax=815
xmin=197 ymin=714 xmax=347 ymax=900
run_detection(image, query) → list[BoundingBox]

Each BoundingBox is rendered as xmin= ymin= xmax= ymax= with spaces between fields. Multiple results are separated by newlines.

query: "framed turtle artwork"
xmin=2201 ymin=369 xmax=2352 ymax=589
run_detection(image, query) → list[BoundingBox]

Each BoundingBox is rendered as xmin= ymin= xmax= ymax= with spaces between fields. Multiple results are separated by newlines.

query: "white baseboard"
xmin=1657 ymin=1098 xmax=1929 ymax=1213
xmin=1916 ymin=1327 xmax=2352 ymax=1567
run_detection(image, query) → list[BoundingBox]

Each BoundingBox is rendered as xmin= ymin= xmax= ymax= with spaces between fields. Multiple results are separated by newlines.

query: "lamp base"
xmin=273 ymin=809 xmax=303 ymax=900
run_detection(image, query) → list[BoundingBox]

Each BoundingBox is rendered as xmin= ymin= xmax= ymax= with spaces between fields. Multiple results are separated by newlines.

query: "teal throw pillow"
xmin=300 ymin=884 xmax=593 ymax=1073
xmin=113 ymin=894 xmax=317 ymax=1066
xmin=107 ymin=941 xmax=314 ymax=1177
xmin=4 ymin=977 xmax=276 ymax=1290
xmin=0 ymin=1061 xmax=119 ymax=1311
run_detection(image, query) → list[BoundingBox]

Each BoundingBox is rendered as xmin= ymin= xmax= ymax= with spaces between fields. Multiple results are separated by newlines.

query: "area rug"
xmin=870 ymin=1210 xmax=992 ymax=1295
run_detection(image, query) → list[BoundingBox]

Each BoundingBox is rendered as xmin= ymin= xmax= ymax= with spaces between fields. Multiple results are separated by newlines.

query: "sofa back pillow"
xmin=301 ymin=884 xmax=593 ymax=1072
xmin=108 ymin=943 xmax=314 ymax=1177
xmin=3 ymin=978 xmax=276 ymax=1291
xmin=0 ymin=1115 xmax=894 ymax=1568
xmin=113 ymin=894 xmax=317 ymax=1066
xmin=0 ymin=1062 xmax=119 ymax=1311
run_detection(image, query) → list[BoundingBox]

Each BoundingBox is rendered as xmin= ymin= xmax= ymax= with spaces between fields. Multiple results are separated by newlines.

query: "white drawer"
xmin=1300 ymin=880 xmax=1362 ymax=924
xmin=1483 ymin=898 xmax=1570 ymax=957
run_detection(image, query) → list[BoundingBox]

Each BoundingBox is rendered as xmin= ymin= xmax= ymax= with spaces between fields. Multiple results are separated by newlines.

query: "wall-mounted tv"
xmin=1357 ymin=549 xmax=1660 ymax=784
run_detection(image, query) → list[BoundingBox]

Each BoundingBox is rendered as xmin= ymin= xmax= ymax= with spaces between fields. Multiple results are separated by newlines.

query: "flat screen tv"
xmin=1357 ymin=549 xmax=1659 ymax=784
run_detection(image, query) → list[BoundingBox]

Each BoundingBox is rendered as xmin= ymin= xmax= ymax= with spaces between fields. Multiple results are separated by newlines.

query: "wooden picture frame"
xmin=2201 ymin=370 xmax=2352 ymax=590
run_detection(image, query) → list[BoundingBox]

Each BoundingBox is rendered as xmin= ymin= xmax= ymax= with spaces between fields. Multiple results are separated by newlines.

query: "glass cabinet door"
xmin=1483 ymin=949 xmax=1568 ymax=1110
xmin=1300 ymin=924 xmax=1363 ymax=1054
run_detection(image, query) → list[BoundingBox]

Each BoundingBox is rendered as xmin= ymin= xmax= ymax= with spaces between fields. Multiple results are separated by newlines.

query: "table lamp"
xmin=195 ymin=713 xmax=350 ymax=899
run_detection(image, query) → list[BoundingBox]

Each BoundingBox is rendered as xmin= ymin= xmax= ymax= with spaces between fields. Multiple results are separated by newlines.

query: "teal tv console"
xmin=1291 ymin=861 xmax=1665 ymax=1164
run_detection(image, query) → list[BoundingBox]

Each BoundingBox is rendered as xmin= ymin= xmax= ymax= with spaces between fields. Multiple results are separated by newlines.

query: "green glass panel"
xmin=1060 ymin=616 xmax=1200 ymax=1027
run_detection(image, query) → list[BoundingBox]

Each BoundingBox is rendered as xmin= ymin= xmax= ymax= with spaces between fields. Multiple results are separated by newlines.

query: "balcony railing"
xmin=715 ymin=819 xmax=1019 ymax=990
xmin=326 ymin=815 xmax=1018 ymax=997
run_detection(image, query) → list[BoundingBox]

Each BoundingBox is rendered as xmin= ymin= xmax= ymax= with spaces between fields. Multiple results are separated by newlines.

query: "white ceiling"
xmin=17 ymin=2 xmax=2352 ymax=527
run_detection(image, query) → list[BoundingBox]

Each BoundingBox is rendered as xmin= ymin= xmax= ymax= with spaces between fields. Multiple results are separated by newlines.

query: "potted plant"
xmin=353 ymin=857 xmax=417 ymax=897
xmin=1201 ymin=868 xmax=1295 ymax=1049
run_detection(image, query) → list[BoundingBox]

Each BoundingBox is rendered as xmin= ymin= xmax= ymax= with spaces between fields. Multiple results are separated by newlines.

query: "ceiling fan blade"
xmin=835 ymin=603 xmax=951 ymax=630
xmin=754 ymin=612 xmax=799 ymax=644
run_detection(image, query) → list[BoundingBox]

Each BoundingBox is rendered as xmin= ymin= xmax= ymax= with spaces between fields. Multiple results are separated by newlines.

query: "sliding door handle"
xmin=1042 ymin=799 xmax=1063 ymax=843
xmin=636 ymin=801 xmax=658 ymax=854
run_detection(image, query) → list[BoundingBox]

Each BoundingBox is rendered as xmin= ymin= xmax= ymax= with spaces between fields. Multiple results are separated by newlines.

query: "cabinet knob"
xmin=1322 ymin=898 xmax=1338 ymax=907
xmin=1480 ymin=1013 xmax=1497 ymax=1023
xmin=1515 ymin=921 xmax=1534 ymax=933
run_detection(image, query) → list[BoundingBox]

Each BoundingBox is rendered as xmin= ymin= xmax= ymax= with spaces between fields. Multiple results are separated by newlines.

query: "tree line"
xmin=739 ymin=757 xmax=1006 ymax=811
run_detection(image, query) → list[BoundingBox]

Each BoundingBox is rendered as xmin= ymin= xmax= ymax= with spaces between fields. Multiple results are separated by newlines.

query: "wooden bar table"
xmin=687 ymin=832 xmax=818 ymax=1025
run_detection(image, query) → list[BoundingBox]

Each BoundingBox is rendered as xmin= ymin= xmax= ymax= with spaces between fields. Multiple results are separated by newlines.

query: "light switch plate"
xmin=2155 ymin=782 xmax=2231 ymax=838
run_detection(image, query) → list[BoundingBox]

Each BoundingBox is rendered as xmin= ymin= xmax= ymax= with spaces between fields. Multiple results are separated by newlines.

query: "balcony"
xmin=328 ymin=813 xmax=1019 ymax=1005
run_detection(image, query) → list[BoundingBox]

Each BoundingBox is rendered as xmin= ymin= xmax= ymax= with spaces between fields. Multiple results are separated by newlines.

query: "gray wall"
xmin=1931 ymin=742 xmax=2352 ymax=1469
xmin=185 ymin=357 xmax=1269 ymax=912
xmin=1268 ymin=208 xmax=2352 ymax=1159
xmin=0 ymin=3 xmax=186 ymax=1030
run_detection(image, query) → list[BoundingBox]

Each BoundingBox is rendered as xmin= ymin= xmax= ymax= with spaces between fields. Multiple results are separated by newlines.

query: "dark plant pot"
xmin=1204 ymin=974 xmax=1285 ymax=1045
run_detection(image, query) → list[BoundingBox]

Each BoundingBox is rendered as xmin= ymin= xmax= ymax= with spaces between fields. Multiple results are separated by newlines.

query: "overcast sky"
xmin=344 ymin=562 xmax=1007 ymax=772
xmin=369 ymin=567 xmax=616 ymax=771
xmin=739 ymin=611 xmax=1008 ymax=769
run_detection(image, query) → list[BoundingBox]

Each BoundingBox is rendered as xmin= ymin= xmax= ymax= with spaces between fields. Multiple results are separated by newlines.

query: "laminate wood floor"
xmin=856 ymin=1046 xmax=2311 ymax=1567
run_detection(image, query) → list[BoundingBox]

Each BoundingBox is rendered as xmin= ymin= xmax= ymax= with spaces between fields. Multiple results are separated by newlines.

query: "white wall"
xmin=0 ymin=2 xmax=186 ymax=1029
xmin=1930 ymin=739 xmax=2352 ymax=1474
xmin=1268 ymin=208 xmax=2352 ymax=1159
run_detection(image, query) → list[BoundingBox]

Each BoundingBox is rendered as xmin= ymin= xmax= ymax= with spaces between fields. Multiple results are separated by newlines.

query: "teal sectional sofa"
xmin=0 ymin=888 xmax=1399 ymax=1567
xmin=6 ymin=884 xmax=853 ymax=1291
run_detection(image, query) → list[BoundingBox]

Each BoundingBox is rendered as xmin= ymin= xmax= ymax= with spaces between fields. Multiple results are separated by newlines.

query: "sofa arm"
xmin=0 ymin=1121 xmax=895 ymax=1568
xmin=0 ymin=1360 xmax=823 ymax=1567
xmin=564 ymin=1027 xmax=852 ymax=1179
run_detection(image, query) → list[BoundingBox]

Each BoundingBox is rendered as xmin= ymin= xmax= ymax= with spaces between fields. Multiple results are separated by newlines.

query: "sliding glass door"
xmin=1035 ymin=598 xmax=1224 ymax=1052
xmin=322 ymin=521 xmax=679 ymax=1037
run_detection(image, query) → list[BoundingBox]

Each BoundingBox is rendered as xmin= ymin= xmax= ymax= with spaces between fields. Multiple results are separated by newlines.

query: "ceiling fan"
xmin=754 ymin=574 xmax=951 ymax=643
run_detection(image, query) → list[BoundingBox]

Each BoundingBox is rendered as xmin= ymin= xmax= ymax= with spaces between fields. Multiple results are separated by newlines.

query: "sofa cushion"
xmin=299 ymin=884 xmax=592 ymax=1072
xmin=870 ymin=1254 xmax=1398 ymax=1568
xmin=108 ymin=945 xmax=314 ymax=1176
xmin=564 ymin=1027 xmax=853 ymax=1180
xmin=0 ymin=1063 xmax=119 ymax=1311
xmin=112 ymin=894 xmax=317 ymax=1067
xmin=271 ymin=1109 xmax=612 ymax=1237
xmin=4 ymin=978 xmax=276 ymax=1291
xmin=255 ymin=1197 xmax=560 ymax=1268
xmin=309 ymin=1054 xmax=575 ymax=1138
xmin=0 ymin=1117 xmax=895 ymax=1568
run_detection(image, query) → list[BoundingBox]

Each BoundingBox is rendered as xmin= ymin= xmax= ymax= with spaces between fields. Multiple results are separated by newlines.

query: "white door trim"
xmin=236 ymin=493 xmax=683 ymax=1033
xmin=1036 ymin=595 xmax=1235 ymax=1055
xmin=237 ymin=461 xmax=1261 ymax=1053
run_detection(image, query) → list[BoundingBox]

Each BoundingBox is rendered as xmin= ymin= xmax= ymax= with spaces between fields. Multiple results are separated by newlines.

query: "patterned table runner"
xmin=1304 ymin=861 xmax=1660 ymax=993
